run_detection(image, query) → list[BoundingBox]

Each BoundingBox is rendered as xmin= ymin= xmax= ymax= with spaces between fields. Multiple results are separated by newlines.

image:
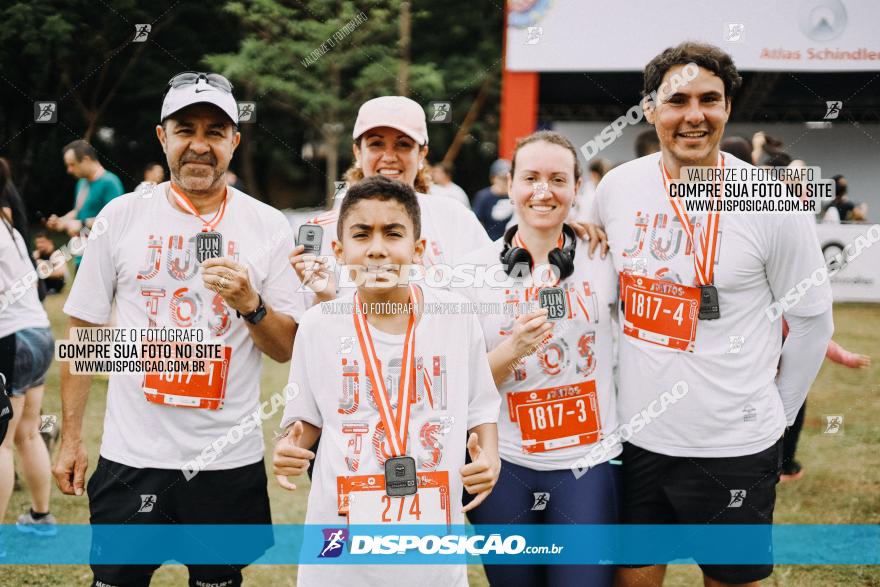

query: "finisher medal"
xmin=384 ymin=455 xmax=418 ymax=496
xmin=698 ymin=285 xmax=720 ymax=320
xmin=661 ymin=156 xmax=724 ymax=321
xmin=196 ymin=231 xmax=224 ymax=262
xmin=538 ymin=287 xmax=568 ymax=321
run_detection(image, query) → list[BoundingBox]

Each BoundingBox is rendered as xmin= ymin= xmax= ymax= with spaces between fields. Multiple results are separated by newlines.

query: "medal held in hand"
xmin=196 ymin=231 xmax=223 ymax=262
xmin=169 ymin=183 xmax=229 ymax=261
xmin=661 ymin=156 xmax=724 ymax=320
xmin=538 ymin=287 xmax=568 ymax=321
xmin=352 ymin=285 xmax=421 ymax=496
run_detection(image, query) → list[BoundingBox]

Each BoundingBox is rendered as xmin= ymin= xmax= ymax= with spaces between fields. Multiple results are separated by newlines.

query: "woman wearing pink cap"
xmin=289 ymin=95 xmax=491 ymax=299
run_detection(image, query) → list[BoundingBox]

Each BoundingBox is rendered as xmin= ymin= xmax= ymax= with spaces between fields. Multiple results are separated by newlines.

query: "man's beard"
xmin=172 ymin=161 xmax=226 ymax=191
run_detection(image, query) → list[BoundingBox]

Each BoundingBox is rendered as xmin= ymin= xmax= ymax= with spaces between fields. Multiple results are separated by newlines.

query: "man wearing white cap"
xmin=54 ymin=71 xmax=303 ymax=587
xmin=289 ymin=95 xmax=492 ymax=302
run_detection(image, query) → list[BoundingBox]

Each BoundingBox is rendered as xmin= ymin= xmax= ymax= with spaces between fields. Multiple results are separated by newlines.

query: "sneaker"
xmin=16 ymin=510 xmax=58 ymax=536
xmin=780 ymin=460 xmax=804 ymax=482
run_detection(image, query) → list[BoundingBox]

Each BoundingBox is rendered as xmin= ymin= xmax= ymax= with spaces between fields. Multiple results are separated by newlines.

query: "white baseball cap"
xmin=160 ymin=72 xmax=238 ymax=125
xmin=352 ymin=96 xmax=428 ymax=145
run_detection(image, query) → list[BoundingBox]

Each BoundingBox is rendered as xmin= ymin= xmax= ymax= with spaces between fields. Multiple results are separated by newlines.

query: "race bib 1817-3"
xmin=507 ymin=380 xmax=601 ymax=454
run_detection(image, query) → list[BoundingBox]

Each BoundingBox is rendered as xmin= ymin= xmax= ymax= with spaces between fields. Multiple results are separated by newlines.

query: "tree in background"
xmin=0 ymin=0 xmax=503 ymax=215
xmin=0 ymin=0 xmax=241 ymax=214
xmin=207 ymin=0 xmax=444 ymax=207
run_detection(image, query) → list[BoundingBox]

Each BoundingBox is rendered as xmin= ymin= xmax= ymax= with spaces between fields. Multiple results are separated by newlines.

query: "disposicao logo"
xmin=318 ymin=528 xmax=348 ymax=558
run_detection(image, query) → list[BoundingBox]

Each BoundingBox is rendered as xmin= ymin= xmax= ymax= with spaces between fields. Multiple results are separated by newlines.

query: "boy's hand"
xmin=273 ymin=421 xmax=315 ymax=491
xmin=460 ymin=433 xmax=500 ymax=513
xmin=289 ymin=244 xmax=336 ymax=299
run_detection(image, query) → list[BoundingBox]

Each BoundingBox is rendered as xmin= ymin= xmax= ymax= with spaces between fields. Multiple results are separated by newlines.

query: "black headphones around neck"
xmin=499 ymin=223 xmax=577 ymax=281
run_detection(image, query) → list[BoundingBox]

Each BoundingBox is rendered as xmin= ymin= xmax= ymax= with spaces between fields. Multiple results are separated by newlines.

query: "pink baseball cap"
xmin=352 ymin=96 xmax=428 ymax=145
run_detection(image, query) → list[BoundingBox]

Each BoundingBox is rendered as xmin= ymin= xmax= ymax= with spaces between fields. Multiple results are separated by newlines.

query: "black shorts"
xmin=88 ymin=456 xmax=273 ymax=587
xmin=621 ymin=438 xmax=783 ymax=584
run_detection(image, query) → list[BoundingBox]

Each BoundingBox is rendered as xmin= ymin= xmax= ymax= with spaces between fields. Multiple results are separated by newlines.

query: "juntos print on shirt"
xmin=622 ymin=211 xmax=722 ymax=281
xmin=338 ymin=354 xmax=452 ymax=473
xmin=499 ymin=280 xmax=601 ymax=381
xmin=136 ymin=233 xmax=239 ymax=334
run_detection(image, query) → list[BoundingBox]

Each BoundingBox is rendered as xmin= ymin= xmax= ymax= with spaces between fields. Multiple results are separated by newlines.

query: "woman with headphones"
xmin=460 ymin=131 xmax=620 ymax=587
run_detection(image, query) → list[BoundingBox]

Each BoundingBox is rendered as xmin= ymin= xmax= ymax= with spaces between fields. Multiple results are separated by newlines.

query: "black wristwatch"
xmin=237 ymin=294 xmax=268 ymax=325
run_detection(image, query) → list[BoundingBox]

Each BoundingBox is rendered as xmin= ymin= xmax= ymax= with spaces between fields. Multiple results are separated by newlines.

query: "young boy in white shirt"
xmin=275 ymin=175 xmax=501 ymax=587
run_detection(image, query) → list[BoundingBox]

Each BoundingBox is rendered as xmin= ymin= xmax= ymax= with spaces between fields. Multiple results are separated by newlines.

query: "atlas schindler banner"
xmin=506 ymin=0 xmax=880 ymax=72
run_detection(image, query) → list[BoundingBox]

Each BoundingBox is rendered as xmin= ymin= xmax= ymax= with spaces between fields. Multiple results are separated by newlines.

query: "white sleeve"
xmin=453 ymin=185 xmax=471 ymax=209
xmin=765 ymin=214 xmax=832 ymax=317
xmin=776 ymin=309 xmax=834 ymax=424
xmin=448 ymin=204 xmax=491 ymax=264
xmin=280 ymin=314 xmax=323 ymax=430
xmin=461 ymin=285 xmax=493 ymax=352
xmin=465 ymin=314 xmax=501 ymax=429
xmin=599 ymin=254 xmax=619 ymax=306
xmin=583 ymin=178 xmax=606 ymax=226
xmin=260 ymin=220 xmax=305 ymax=323
xmin=63 ymin=209 xmax=118 ymax=324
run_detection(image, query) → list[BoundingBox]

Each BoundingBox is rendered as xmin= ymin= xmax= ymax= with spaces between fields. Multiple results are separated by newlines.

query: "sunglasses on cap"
xmin=164 ymin=71 xmax=234 ymax=96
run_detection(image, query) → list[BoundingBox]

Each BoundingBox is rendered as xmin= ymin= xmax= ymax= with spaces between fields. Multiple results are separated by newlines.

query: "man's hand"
xmin=569 ymin=221 xmax=608 ymax=259
xmin=461 ymin=432 xmax=500 ymax=513
xmin=201 ymin=257 xmax=259 ymax=315
xmin=53 ymin=437 xmax=89 ymax=496
xmin=289 ymin=244 xmax=336 ymax=302
xmin=273 ymin=421 xmax=316 ymax=491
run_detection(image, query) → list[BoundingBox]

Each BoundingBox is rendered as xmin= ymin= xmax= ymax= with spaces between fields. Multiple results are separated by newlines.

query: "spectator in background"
xmin=32 ymin=232 xmax=67 ymax=294
xmin=851 ymin=202 xmax=869 ymax=222
xmin=751 ymin=130 xmax=784 ymax=165
xmin=569 ymin=158 xmax=612 ymax=224
xmin=720 ymin=136 xmax=752 ymax=163
xmin=588 ymin=158 xmax=612 ymax=189
xmin=0 ymin=207 xmax=56 ymax=539
xmin=634 ymin=129 xmax=660 ymax=158
xmin=0 ymin=158 xmax=30 ymax=246
xmin=760 ymin=150 xmax=793 ymax=168
xmin=133 ymin=162 xmax=166 ymax=196
xmin=429 ymin=161 xmax=470 ymax=208
xmin=46 ymin=140 xmax=124 ymax=237
xmin=472 ymin=159 xmax=513 ymax=240
xmin=1 ymin=158 xmax=46 ymax=301
xmin=779 ymin=319 xmax=871 ymax=482
xmin=823 ymin=174 xmax=855 ymax=223
xmin=143 ymin=162 xmax=165 ymax=184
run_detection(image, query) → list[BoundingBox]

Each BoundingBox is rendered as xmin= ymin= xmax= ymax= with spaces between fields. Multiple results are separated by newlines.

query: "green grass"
xmin=4 ymin=295 xmax=879 ymax=586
